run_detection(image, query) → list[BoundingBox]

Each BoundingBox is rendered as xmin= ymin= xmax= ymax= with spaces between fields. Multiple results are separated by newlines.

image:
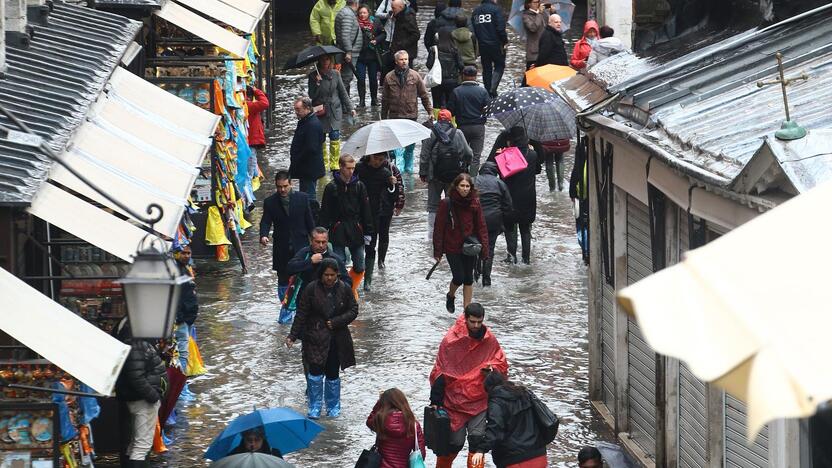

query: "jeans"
xmin=299 ymin=178 xmax=318 ymax=199
xmin=505 ymin=222 xmax=532 ymax=261
xmin=175 ymin=323 xmax=190 ymax=370
xmin=543 ymin=150 xmax=564 ymax=191
xmin=459 ymin=124 xmax=485 ymax=178
xmin=427 ymin=180 xmax=448 ymax=213
xmin=356 ymin=59 xmax=380 ymax=102
xmin=366 ymin=215 xmax=392 ymax=266
xmin=333 ymin=244 xmax=366 ymax=273
xmin=249 ymin=147 xmax=261 ymax=179
xmin=126 ymin=399 xmax=161 ymax=460
xmin=446 ymin=253 xmax=477 ymax=286
xmin=480 ymin=43 xmax=506 ymax=95
xmin=308 ymin=337 xmax=341 ymax=380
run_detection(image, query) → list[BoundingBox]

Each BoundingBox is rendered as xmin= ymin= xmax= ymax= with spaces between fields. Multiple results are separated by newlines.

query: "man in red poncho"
xmin=429 ymin=303 xmax=508 ymax=468
xmin=569 ymin=19 xmax=599 ymax=70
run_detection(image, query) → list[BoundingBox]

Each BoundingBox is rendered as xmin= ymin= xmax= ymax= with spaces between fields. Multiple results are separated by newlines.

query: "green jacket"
xmin=451 ymin=27 xmax=478 ymax=66
xmin=310 ymin=0 xmax=346 ymax=45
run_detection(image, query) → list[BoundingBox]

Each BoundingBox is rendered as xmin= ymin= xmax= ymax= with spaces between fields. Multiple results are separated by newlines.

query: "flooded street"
xmin=156 ymin=1 xmax=613 ymax=466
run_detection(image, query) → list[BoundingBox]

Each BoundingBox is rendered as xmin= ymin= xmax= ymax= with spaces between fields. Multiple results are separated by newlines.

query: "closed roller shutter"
xmin=601 ymin=282 xmax=616 ymax=409
xmin=725 ymin=395 xmax=769 ymax=467
xmin=627 ymin=196 xmax=657 ymax=459
xmin=677 ymin=214 xmax=709 ymax=468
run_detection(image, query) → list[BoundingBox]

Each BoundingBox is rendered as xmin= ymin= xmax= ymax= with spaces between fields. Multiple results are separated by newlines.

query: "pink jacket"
xmin=366 ymin=410 xmax=426 ymax=468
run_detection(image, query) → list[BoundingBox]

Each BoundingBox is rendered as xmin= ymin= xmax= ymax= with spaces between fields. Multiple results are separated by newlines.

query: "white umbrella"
xmin=342 ymin=119 xmax=431 ymax=158
xmin=617 ymin=181 xmax=832 ymax=441
xmin=210 ymin=453 xmax=295 ymax=468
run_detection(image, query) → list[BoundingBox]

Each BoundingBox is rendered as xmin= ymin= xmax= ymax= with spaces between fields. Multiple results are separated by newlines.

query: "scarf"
xmin=394 ymin=66 xmax=408 ymax=87
xmin=358 ymin=17 xmax=373 ymax=32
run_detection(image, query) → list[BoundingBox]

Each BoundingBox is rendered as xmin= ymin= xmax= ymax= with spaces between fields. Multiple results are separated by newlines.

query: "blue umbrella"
xmin=204 ymin=408 xmax=324 ymax=460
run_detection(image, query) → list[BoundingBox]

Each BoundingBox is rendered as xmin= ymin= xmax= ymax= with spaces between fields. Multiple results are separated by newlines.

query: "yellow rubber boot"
xmin=329 ymin=138 xmax=342 ymax=170
xmin=322 ymin=140 xmax=330 ymax=172
xmin=348 ymin=268 xmax=363 ymax=301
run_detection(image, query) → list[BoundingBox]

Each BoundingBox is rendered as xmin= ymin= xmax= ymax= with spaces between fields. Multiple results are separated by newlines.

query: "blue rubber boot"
xmin=324 ymin=378 xmax=341 ymax=417
xmin=306 ymin=374 xmax=324 ymax=419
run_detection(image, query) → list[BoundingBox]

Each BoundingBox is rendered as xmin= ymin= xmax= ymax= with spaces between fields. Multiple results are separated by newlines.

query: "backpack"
xmin=431 ymin=128 xmax=465 ymax=183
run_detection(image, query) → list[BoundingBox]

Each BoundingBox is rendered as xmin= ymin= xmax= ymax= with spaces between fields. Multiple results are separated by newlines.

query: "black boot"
xmin=364 ymin=255 xmax=375 ymax=291
xmin=357 ymin=79 xmax=366 ymax=108
xmin=482 ymin=258 xmax=493 ymax=286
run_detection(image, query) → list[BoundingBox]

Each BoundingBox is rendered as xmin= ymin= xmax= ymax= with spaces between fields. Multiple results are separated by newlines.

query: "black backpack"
xmin=431 ymin=128 xmax=465 ymax=183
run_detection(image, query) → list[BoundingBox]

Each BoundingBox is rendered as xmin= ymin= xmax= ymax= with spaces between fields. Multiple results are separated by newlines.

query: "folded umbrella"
xmin=204 ymin=407 xmax=324 ymax=460
xmin=525 ymin=64 xmax=576 ymax=90
xmin=342 ymin=119 xmax=432 ymax=158
xmin=210 ymin=452 xmax=295 ymax=468
xmin=485 ymin=87 xmax=576 ymax=141
xmin=284 ymin=45 xmax=345 ymax=69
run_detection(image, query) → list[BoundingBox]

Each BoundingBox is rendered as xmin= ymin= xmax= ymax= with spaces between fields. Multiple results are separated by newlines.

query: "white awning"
xmin=220 ymin=0 xmax=269 ymax=22
xmin=156 ymin=1 xmax=251 ymax=57
xmin=176 ymin=0 xmax=262 ymax=34
xmin=0 ymin=266 xmax=130 ymax=395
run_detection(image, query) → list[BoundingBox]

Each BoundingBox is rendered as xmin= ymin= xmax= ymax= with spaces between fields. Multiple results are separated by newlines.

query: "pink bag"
xmin=495 ymin=146 xmax=528 ymax=178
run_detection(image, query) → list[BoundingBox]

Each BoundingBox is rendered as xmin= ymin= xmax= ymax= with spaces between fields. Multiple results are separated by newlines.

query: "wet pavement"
xmin=154 ymin=1 xmax=613 ymax=466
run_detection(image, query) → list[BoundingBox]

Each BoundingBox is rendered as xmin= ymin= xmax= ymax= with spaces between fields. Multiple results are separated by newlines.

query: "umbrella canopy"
xmin=525 ymin=65 xmax=576 ymax=90
xmin=210 ymin=453 xmax=295 ymax=468
xmin=508 ymin=0 xmax=575 ymax=37
xmin=485 ymin=87 xmax=576 ymax=141
xmin=617 ymin=181 xmax=832 ymax=441
xmin=549 ymin=1 xmax=576 ymax=33
xmin=342 ymin=119 xmax=432 ymax=158
xmin=284 ymin=45 xmax=344 ymax=69
xmin=205 ymin=408 xmax=324 ymax=460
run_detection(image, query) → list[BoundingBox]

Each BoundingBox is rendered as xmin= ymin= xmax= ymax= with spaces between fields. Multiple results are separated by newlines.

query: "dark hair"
xmin=455 ymin=14 xmax=467 ymax=28
xmin=372 ymin=388 xmax=417 ymax=439
xmin=599 ymin=25 xmax=614 ymax=38
xmin=464 ymin=302 xmax=485 ymax=319
xmin=578 ymin=446 xmax=603 ymax=464
xmin=434 ymin=1 xmax=447 ymax=17
xmin=311 ymin=226 xmax=329 ymax=238
xmin=451 ymin=173 xmax=478 ymax=198
xmin=274 ymin=170 xmax=290 ymax=182
xmin=318 ymin=258 xmax=340 ymax=278
xmin=483 ymin=371 xmax=526 ymax=396
xmin=448 ymin=0 xmax=461 ymax=7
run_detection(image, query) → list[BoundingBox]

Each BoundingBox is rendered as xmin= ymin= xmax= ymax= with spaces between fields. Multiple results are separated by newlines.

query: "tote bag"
xmin=425 ymin=46 xmax=442 ymax=88
xmin=495 ymin=147 xmax=528 ymax=178
xmin=355 ymin=444 xmax=381 ymax=468
xmin=410 ymin=423 xmax=426 ymax=468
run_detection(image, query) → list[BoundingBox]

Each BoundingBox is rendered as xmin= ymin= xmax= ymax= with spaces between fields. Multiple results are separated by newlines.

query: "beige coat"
xmin=381 ymin=68 xmax=432 ymax=120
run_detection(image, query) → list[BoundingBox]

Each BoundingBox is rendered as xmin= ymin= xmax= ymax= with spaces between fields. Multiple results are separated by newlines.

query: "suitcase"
xmin=423 ymin=406 xmax=453 ymax=456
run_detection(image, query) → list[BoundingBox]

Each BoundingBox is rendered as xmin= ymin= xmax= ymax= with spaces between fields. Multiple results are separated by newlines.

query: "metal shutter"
xmin=601 ymin=282 xmax=616 ymax=409
xmin=626 ymin=196 xmax=657 ymax=459
xmin=725 ymin=395 xmax=769 ymax=467
xmin=677 ymin=214 xmax=709 ymax=468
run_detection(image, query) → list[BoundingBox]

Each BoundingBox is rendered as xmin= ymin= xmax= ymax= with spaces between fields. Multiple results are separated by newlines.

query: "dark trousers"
xmin=446 ymin=253 xmax=476 ymax=286
xmin=544 ymin=151 xmax=564 ymax=191
xmin=480 ymin=43 xmax=506 ymax=95
xmin=366 ymin=215 xmax=392 ymax=266
xmin=505 ymin=221 xmax=532 ymax=261
xmin=356 ymin=59 xmax=380 ymax=103
xmin=430 ymin=82 xmax=458 ymax=109
xmin=459 ymin=124 xmax=485 ymax=178
xmin=308 ymin=338 xmax=340 ymax=380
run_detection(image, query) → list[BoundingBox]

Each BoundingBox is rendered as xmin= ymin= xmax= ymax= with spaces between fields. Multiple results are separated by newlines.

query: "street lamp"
xmin=118 ymin=239 xmax=190 ymax=340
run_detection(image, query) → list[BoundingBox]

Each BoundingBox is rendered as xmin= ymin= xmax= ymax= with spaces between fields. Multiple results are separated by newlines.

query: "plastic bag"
xmin=185 ymin=335 xmax=207 ymax=377
xmin=424 ymin=46 xmax=442 ymax=88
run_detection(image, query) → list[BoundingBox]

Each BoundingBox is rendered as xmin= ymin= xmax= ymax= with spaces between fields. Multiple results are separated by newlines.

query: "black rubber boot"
xmin=363 ymin=255 xmax=374 ymax=291
xmin=482 ymin=258 xmax=493 ymax=286
xmin=357 ymin=79 xmax=366 ymax=108
xmin=446 ymin=293 xmax=455 ymax=313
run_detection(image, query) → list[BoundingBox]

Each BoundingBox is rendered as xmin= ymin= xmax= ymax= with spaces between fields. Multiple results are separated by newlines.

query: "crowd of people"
xmin=256 ymin=0 xmax=625 ymax=465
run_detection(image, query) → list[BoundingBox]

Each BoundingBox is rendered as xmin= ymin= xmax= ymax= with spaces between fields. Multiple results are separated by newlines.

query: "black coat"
xmin=487 ymin=133 xmax=538 ymax=224
xmin=289 ymin=113 xmax=326 ymax=180
xmin=359 ymin=17 xmax=384 ymax=64
xmin=475 ymin=162 xmax=513 ymax=233
xmin=289 ymin=280 xmax=358 ymax=369
xmin=175 ymin=277 xmax=198 ymax=326
xmin=481 ymin=386 xmax=547 ymax=467
xmin=319 ymin=174 xmax=374 ymax=247
xmin=286 ymin=246 xmax=352 ymax=295
xmin=355 ymin=158 xmax=403 ymax=219
xmin=115 ymin=340 xmax=166 ymax=403
xmin=259 ymin=191 xmax=315 ymax=278
xmin=536 ymin=25 xmax=568 ymax=67
xmin=471 ymin=0 xmax=508 ymax=46
xmin=390 ymin=8 xmax=420 ymax=60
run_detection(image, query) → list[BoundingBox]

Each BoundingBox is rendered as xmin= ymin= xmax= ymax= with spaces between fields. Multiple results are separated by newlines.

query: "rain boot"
xmin=306 ymin=374 xmax=324 ymax=419
xmin=427 ymin=212 xmax=437 ymax=241
xmin=363 ymin=257 xmax=374 ymax=292
xmin=357 ymin=79 xmax=366 ymax=108
xmin=324 ymin=378 xmax=341 ymax=417
xmin=322 ymin=140 xmax=330 ymax=173
xmin=330 ymin=139 xmax=342 ymax=170
xmin=277 ymin=285 xmax=294 ymax=324
xmin=403 ymin=144 xmax=415 ymax=173
xmin=482 ymin=257 xmax=493 ymax=287
xmin=348 ymin=268 xmax=364 ymax=301
xmin=436 ymin=453 xmax=458 ymax=468
xmin=468 ymin=451 xmax=484 ymax=468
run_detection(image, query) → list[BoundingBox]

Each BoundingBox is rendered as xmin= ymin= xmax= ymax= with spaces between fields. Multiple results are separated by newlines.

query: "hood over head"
xmin=452 ymin=27 xmax=472 ymax=40
xmin=434 ymin=2 xmax=447 ymax=17
xmin=479 ymin=161 xmax=499 ymax=177
xmin=433 ymin=120 xmax=456 ymax=144
xmin=582 ymin=20 xmax=599 ymax=38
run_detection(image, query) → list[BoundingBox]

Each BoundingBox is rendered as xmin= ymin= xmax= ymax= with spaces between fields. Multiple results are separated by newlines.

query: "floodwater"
xmin=153 ymin=1 xmax=613 ymax=466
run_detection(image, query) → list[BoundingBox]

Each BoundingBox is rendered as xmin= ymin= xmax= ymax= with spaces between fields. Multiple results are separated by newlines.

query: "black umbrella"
xmin=284 ymin=45 xmax=345 ymax=69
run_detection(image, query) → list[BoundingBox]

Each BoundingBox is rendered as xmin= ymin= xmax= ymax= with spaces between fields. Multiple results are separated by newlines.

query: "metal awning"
xmin=176 ymin=0 xmax=266 ymax=34
xmin=0 ymin=266 xmax=130 ymax=395
xmin=155 ymin=1 xmax=251 ymax=57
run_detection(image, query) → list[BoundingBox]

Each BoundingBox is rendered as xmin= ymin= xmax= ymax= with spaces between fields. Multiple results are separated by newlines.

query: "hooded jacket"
xmin=310 ymin=0 xmax=346 ymax=45
xmin=535 ymin=25 xmax=568 ymax=67
xmin=433 ymin=189 xmax=489 ymax=259
xmin=570 ymin=20 xmax=599 ymax=69
xmin=521 ymin=8 xmax=548 ymax=63
xmin=419 ymin=120 xmax=473 ymax=181
xmin=475 ymin=162 xmax=513 ymax=233
xmin=451 ymin=27 xmax=478 ymax=65
xmin=320 ymin=172 xmax=374 ymax=247
xmin=114 ymin=321 xmax=166 ymax=403
xmin=366 ymin=409 xmax=426 ymax=468
xmin=480 ymin=385 xmax=547 ymax=467
xmin=587 ymin=36 xmax=625 ymax=67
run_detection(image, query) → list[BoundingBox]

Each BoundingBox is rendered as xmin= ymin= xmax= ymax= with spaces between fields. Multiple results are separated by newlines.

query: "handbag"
xmin=541 ymin=139 xmax=571 ymax=153
xmin=462 ymin=236 xmax=482 ymax=257
xmin=313 ymin=104 xmax=326 ymax=118
xmin=527 ymin=390 xmax=559 ymax=445
xmin=495 ymin=146 xmax=528 ymax=178
xmin=424 ymin=46 xmax=442 ymax=89
xmin=409 ymin=422 xmax=426 ymax=468
xmin=355 ymin=444 xmax=382 ymax=468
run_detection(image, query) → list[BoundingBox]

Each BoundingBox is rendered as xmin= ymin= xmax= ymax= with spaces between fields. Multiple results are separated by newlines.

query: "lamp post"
xmin=118 ymin=239 xmax=191 ymax=340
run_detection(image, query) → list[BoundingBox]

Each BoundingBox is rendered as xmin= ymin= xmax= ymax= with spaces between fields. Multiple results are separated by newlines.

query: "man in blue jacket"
xmin=289 ymin=96 xmax=326 ymax=199
xmin=471 ymin=0 xmax=508 ymax=98
xmin=260 ymin=170 xmax=316 ymax=322
xmin=447 ymin=66 xmax=492 ymax=180
xmin=286 ymin=227 xmax=352 ymax=299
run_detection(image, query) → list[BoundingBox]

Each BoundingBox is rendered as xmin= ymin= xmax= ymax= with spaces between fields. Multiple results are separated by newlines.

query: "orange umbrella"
xmin=525 ymin=65 xmax=577 ymax=91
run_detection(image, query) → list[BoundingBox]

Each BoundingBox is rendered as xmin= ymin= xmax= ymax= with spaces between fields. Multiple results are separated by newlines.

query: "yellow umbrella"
xmin=525 ymin=65 xmax=576 ymax=91
xmin=618 ymin=181 xmax=832 ymax=441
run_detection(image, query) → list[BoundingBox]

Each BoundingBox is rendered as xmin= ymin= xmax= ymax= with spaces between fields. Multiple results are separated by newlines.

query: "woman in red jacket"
xmin=433 ymin=173 xmax=489 ymax=314
xmin=245 ymin=86 xmax=270 ymax=180
xmin=367 ymin=388 xmax=426 ymax=468
xmin=569 ymin=20 xmax=599 ymax=70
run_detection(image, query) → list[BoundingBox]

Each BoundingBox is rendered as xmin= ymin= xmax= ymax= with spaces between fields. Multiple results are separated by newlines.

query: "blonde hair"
xmin=339 ymin=154 xmax=356 ymax=166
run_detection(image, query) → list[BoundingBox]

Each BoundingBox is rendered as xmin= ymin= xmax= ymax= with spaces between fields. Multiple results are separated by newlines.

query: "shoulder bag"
xmin=355 ymin=443 xmax=381 ymax=468
xmin=447 ymin=203 xmax=482 ymax=257
xmin=527 ymin=390 xmax=559 ymax=445
xmin=409 ymin=422 xmax=426 ymax=468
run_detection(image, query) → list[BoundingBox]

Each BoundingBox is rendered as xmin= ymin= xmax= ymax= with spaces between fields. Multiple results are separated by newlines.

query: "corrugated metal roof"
xmin=93 ymin=0 xmax=160 ymax=8
xmin=0 ymin=2 xmax=141 ymax=206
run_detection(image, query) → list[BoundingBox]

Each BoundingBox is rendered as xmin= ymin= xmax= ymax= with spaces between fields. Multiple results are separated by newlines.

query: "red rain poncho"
xmin=429 ymin=315 xmax=509 ymax=431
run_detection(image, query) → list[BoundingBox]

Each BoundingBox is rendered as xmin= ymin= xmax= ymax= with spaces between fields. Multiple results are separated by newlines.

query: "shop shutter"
xmin=725 ymin=395 xmax=769 ymax=467
xmin=627 ymin=196 xmax=657 ymax=459
xmin=601 ymin=282 xmax=616 ymax=410
xmin=677 ymin=214 xmax=709 ymax=468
